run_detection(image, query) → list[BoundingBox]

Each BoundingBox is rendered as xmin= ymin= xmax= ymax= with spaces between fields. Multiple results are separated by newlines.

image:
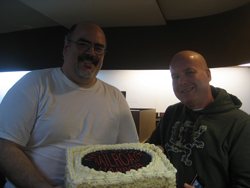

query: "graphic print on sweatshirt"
xmin=165 ymin=120 xmax=207 ymax=166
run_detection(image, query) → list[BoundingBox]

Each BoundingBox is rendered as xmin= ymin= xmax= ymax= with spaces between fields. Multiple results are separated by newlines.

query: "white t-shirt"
xmin=0 ymin=68 xmax=139 ymax=187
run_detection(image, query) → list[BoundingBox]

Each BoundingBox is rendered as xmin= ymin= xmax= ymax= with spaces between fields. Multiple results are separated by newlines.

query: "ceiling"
xmin=1 ymin=0 xmax=250 ymax=34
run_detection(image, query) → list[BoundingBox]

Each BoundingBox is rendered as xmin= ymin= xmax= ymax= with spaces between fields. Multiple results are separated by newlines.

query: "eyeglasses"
xmin=68 ymin=40 xmax=106 ymax=55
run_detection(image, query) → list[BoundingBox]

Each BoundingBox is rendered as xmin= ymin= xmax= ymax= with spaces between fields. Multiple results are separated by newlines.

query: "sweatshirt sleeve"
xmin=146 ymin=117 xmax=164 ymax=146
xmin=228 ymin=114 xmax=250 ymax=187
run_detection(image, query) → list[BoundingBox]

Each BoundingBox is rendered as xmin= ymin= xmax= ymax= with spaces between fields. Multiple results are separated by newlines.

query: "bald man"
xmin=147 ymin=50 xmax=250 ymax=188
xmin=0 ymin=22 xmax=139 ymax=188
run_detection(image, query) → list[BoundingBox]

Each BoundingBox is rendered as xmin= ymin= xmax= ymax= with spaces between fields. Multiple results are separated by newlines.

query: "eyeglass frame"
xmin=67 ymin=39 xmax=107 ymax=55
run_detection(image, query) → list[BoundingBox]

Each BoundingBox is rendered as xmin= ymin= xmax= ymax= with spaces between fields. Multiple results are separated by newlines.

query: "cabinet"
xmin=130 ymin=108 xmax=156 ymax=143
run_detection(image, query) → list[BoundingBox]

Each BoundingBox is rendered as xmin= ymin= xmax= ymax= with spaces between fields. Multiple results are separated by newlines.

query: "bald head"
xmin=169 ymin=50 xmax=214 ymax=109
xmin=170 ymin=50 xmax=208 ymax=70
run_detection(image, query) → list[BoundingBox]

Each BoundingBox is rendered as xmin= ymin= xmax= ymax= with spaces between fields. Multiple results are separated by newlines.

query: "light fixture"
xmin=238 ymin=63 xmax=250 ymax=67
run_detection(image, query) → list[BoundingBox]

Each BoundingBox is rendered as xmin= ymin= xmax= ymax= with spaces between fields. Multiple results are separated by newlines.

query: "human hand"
xmin=156 ymin=145 xmax=164 ymax=153
xmin=184 ymin=183 xmax=195 ymax=188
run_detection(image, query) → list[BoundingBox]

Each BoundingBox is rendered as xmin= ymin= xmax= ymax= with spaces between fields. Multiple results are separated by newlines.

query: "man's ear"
xmin=206 ymin=68 xmax=212 ymax=82
xmin=63 ymin=42 xmax=68 ymax=56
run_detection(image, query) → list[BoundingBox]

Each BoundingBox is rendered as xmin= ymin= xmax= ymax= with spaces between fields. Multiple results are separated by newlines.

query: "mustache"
xmin=78 ymin=54 xmax=99 ymax=66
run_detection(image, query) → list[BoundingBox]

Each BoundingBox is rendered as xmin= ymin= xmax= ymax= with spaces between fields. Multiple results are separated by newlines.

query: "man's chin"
xmin=178 ymin=97 xmax=194 ymax=106
xmin=75 ymin=68 xmax=93 ymax=79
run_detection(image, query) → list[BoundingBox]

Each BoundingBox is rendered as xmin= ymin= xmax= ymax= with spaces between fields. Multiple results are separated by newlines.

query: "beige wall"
xmin=0 ymin=67 xmax=249 ymax=114
xmin=97 ymin=67 xmax=250 ymax=114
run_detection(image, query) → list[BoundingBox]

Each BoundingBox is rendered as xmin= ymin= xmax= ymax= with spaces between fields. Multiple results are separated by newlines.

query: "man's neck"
xmin=60 ymin=67 xmax=97 ymax=88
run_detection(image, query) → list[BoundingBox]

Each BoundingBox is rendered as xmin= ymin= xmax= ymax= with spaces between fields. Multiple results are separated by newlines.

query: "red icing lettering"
xmin=82 ymin=149 xmax=150 ymax=174
xmin=97 ymin=151 xmax=107 ymax=155
xmin=98 ymin=155 xmax=107 ymax=166
xmin=84 ymin=153 xmax=97 ymax=161
xmin=128 ymin=165 xmax=137 ymax=170
xmin=127 ymin=153 xmax=137 ymax=164
xmin=136 ymin=151 xmax=145 ymax=158
xmin=94 ymin=158 xmax=100 ymax=165
xmin=122 ymin=167 xmax=129 ymax=172
xmin=105 ymin=154 xmax=116 ymax=167
xmin=133 ymin=151 xmax=140 ymax=161
xmin=111 ymin=153 xmax=124 ymax=166
xmin=102 ymin=154 xmax=109 ymax=166
xmin=108 ymin=167 xmax=115 ymax=172
xmin=98 ymin=166 xmax=107 ymax=171
xmin=119 ymin=153 xmax=130 ymax=165
xmin=115 ymin=167 xmax=122 ymax=172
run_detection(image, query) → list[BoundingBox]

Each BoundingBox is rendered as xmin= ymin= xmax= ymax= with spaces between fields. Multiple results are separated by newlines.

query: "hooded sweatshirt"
xmin=147 ymin=86 xmax=250 ymax=188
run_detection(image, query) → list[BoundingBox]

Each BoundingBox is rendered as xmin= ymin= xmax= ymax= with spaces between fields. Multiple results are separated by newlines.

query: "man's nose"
xmin=178 ymin=76 xmax=188 ymax=86
xmin=84 ymin=45 xmax=95 ymax=55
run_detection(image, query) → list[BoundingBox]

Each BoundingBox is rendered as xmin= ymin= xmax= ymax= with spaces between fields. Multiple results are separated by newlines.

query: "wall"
xmin=96 ymin=67 xmax=250 ymax=114
xmin=1 ymin=67 xmax=249 ymax=114
xmin=0 ymin=71 xmax=29 ymax=102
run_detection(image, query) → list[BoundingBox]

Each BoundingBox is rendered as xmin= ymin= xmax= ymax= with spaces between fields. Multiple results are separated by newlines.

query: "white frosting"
xmin=65 ymin=143 xmax=177 ymax=188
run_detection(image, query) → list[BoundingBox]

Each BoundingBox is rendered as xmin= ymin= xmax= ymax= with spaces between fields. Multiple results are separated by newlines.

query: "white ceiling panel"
xmin=1 ymin=0 xmax=250 ymax=34
xmin=19 ymin=0 xmax=166 ymax=28
xmin=158 ymin=0 xmax=250 ymax=20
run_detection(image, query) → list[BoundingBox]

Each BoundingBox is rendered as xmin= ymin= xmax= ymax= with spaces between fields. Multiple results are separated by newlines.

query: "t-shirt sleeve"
xmin=0 ymin=73 xmax=39 ymax=146
xmin=116 ymin=91 xmax=139 ymax=144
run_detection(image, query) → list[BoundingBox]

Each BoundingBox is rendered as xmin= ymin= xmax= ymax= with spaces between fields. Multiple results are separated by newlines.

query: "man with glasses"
xmin=0 ymin=22 xmax=139 ymax=188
